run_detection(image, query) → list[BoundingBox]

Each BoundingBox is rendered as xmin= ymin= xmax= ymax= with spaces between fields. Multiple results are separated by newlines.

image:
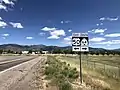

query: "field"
xmin=55 ymin=54 xmax=120 ymax=90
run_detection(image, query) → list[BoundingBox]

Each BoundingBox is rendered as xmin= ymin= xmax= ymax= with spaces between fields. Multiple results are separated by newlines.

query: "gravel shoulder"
xmin=0 ymin=56 xmax=46 ymax=90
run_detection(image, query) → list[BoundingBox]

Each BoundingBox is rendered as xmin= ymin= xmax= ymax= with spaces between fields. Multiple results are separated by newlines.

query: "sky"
xmin=0 ymin=0 xmax=120 ymax=49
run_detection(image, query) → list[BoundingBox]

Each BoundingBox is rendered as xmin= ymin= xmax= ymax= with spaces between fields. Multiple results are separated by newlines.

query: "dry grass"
xmin=56 ymin=55 xmax=120 ymax=90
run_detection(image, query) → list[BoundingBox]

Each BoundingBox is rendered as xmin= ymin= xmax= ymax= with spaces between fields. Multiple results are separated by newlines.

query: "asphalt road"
xmin=0 ymin=56 xmax=38 ymax=72
xmin=0 ymin=56 xmax=24 ymax=63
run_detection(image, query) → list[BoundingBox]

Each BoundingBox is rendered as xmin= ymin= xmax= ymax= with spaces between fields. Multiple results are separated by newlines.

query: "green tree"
xmin=28 ymin=50 xmax=32 ymax=54
xmin=7 ymin=50 xmax=14 ymax=54
xmin=0 ymin=50 xmax=3 ymax=54
xmin=53 ymin=49 xmax=62 ymax=54
xmin=89 ymin=51 xmax=94 ymax=55
xmin=101 ymin=52 xmax=105 ymax=56
xmin=19 ymin=51 xmax=22 ymax=55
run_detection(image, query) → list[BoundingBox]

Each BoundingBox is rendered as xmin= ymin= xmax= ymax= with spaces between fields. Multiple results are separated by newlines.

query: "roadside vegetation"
xmin=44 ymin=56 xmax=79 ymax=90
xmin=56 ymin=55 xmax=120 ymax=90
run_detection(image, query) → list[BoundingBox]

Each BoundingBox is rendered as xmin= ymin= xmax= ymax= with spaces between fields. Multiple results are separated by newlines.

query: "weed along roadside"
xmin=56 ymin=55 xmax=114 ymax=90
xmin=44 ymin=56 xmax=80 ymax=90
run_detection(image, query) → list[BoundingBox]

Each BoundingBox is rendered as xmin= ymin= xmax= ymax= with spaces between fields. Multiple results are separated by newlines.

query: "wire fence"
xmin=56 ymin=54 xmax=120 ymax=80
xmin=82 ymin=59 xmax=120 ymax=79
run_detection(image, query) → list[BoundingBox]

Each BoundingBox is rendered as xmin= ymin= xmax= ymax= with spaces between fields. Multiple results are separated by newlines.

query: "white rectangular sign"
xmin=72 ymin=33 xmax=89 ymax=52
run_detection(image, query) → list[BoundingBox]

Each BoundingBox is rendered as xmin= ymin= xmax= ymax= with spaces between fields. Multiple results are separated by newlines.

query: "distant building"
xmin=22 ymin=51 xmax=29 ymax=54
xmin=35 ymin=51 xmax=40 ymax=54
xmin=2 ymin=52 xmax=7 ymax=54
xmin=42 ymin=51 xmax=48 ymax=54
xmin=32 ymin=52 xmax=35 ymax=55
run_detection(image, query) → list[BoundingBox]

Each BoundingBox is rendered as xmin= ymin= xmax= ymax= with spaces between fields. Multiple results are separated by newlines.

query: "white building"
xmin=22 ymin=51 xmax=29 ymax=54
xmin=42 ymin=51 xmax=48 ymax=54
xmin=32 ymin=52 xmax=35 ymax=55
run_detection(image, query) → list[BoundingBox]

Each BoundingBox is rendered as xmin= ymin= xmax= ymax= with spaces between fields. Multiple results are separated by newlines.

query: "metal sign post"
xmin=79 ymin=51 xmax=82 ymax=84
xmin=72 ymin=33 xmax=89 ymax=84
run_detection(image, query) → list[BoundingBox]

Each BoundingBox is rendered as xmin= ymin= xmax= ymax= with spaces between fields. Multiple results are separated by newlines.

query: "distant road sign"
xmin=72 ymin=33 xmax=89 ymax=52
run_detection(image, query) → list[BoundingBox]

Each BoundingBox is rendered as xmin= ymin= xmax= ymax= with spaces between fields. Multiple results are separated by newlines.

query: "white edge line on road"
xmin=0 ymin=58 xmax=36 ymax=75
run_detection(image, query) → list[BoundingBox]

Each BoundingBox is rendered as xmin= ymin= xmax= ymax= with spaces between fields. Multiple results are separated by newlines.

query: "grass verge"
xmin=44 ymin=56 xmax=79 ymax=90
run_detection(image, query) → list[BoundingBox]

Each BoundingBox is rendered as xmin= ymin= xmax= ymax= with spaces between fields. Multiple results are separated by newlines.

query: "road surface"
xmin=0 ymin=56 xmax=46 ymax=90
xmin=0 ymin=56 xmax=37 ymax=71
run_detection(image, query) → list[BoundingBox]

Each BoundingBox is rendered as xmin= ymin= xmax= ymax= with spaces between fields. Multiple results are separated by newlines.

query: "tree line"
xmin=0 ymin=49 xmax=120 ymax=55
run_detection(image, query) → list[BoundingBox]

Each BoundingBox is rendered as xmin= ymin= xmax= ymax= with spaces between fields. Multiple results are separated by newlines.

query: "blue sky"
xmin=0 ymin=0 xmax=120 ymax=49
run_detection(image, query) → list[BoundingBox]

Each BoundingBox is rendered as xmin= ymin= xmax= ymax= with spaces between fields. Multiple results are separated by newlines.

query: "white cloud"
xmin=60 ymin=20 xmax=72 ymax=24
xmin=88 ymin=30 xmax=92 ymax=33
xmin=42 ymin=26 xmax=66 ymax=39
xmin=68 ymin=29 xmax=72 ymax=32
xmin=63 ymin=41 xmax=72 ymax=45
xmin=41 ymin=27 xmax=56 ymax=31
xmin=64 ymin=36 xmax=72 ymax=41
xmin=94 ymin=28 xmax=107 ymax=33
xmin=65 ymin=20 xmax=71 ymax=23
xmin=47 ymin=35 xmax=60 ymax=39
xmin=100 ymin=17 xmax=105 ymax=21
xmin=9 ymin=22 xmax=24 ymax=28
xmin=2 ymin=37 xmax=6 ymax=39
xmin=99 ymin=17 xmax=119 ymax=21
xmin=107 ymin=44 xmax=111 ymax=46
xmin=90 ymin=37 xmax=106 ymax=42
xmin=26 ymin=37 xmax=34 ymax=40
xmin=0 ymin=17 xmax=2 ymax=20
xmin=0 ymin=3 xmax=7 ymax=10
xmin=39 ymin=32 xmax=45 ymax=36
xmin=0 ymin=0 xmax=17 ymax=11
xmin=88 ymin=28 xmax=107 ymax=35
xmin=63 ymin=36 xmax=72 ymax=45
xmin=107 ymin=17 xmax=119 ymax=21
xmin=95 ymin=40 xmax=120 ymax=45
xmin=1 ymin=33 xmax=9 ymax=39
xmin=96 ymin=23 xmax=103 ymax=26
xmin=50 ymin=30 xmax=66 ymax=36
xmin=105 ymin=33 xmax=120 ymax=37
xmin=48 ymin=29 xmax=66 ymax=39
xmin=2 ymin=33 xmax=9 ymax=37
xmin=96 ymin=24 xmax=99 ymax=26
xmin=0 ymin=21 xmax=7 ymax=27
xmin=20 ymin=8 xmax=23 ymax=11
xmin=100 ymin=23 xmax=103 ymax=25
xmin=61 ymin=21 xmax=64 ymax=24
xmin=2 ymin=0 xmax=14 ymax=5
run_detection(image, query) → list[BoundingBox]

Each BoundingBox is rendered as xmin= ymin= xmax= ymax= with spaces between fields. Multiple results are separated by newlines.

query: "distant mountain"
xmin=0 ymin=44 xmax=119 ymax=52
xmin=113 ymin=48 xmax=120 ymax=52
xmin=0 ymin=44 xmax=24 ymax=52
xmin=89 ymin=47 xmax=107 ymax=52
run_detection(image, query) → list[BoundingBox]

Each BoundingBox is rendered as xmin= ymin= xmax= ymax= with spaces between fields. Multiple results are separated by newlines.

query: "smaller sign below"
xmin=72 ymin=46 xmax=81 ymax=52
xmin=81 ymin=46 xmax=89 ymax=52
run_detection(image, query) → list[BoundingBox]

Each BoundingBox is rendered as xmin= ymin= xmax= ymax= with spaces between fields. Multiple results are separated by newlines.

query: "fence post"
xmin=104 ymin=64 xmax=105 ymax=71
xmin=119 ymin=67 xmax=120 ymax=78
xmin=93 ymin=61 xmax=95 ymax=68
xmin=87 ymin=60 xmax=88 ymax=65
